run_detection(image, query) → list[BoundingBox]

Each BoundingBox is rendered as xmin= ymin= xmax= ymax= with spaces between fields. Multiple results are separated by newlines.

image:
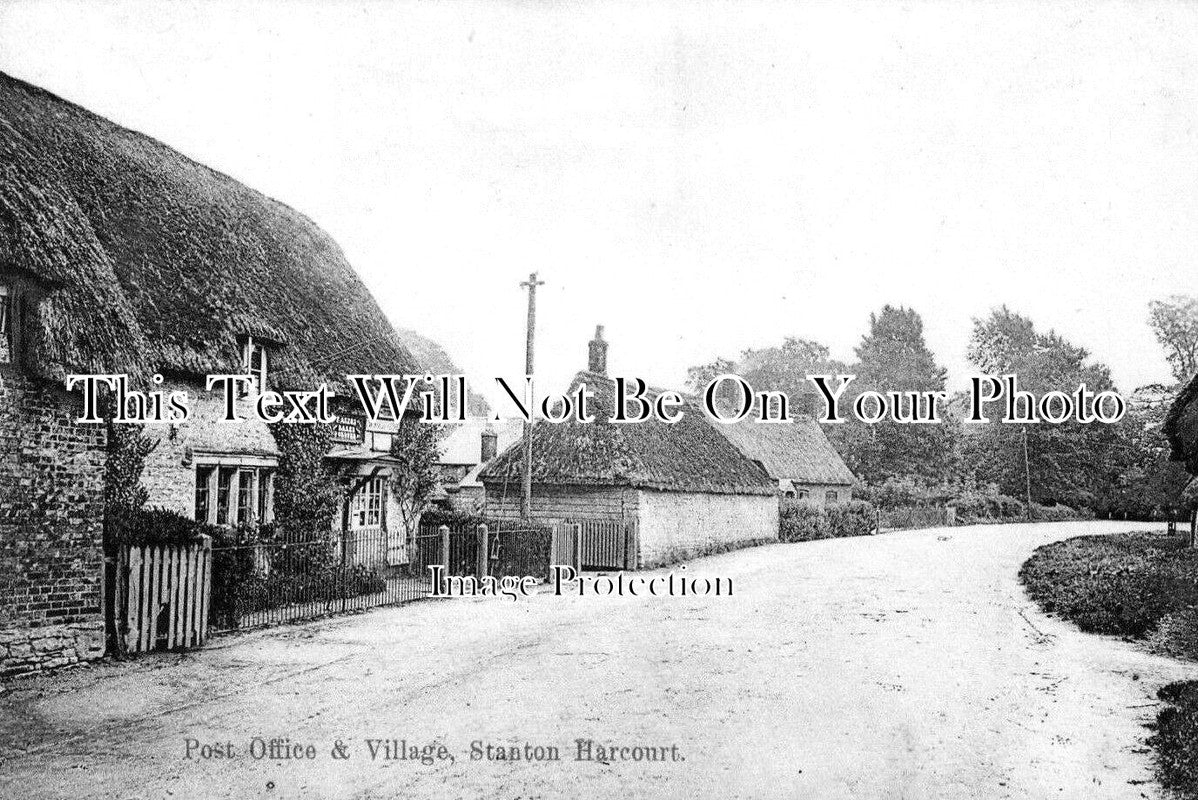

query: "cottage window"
xmin=349 ymin=477 xmax=385 ymax=529
xmin=195 ymin=465 xmax=274 ymax=526
xmin=241 ymin=337 xmax=269 ymax=396
xmin=0 ymin=284 xmax=13 ymax=364
xmin=194 ymin=469 xmax=211 ymax=521
xmin=825 ymin=490 xmax=839 ymax=504
xmin=797 ymin=489 xmax=810 ymax=501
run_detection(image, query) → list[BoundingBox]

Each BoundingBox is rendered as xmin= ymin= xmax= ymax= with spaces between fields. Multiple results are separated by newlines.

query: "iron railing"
xmin=209 ymin=527 xmax=438 ymax=631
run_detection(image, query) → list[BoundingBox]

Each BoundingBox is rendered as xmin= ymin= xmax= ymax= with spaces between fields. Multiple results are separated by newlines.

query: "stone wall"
xmin=139 ymin=377 xmax=280 ymax=518
xmin=0 ymin=369 xmax=107 ymax=677
xmin=636 ymin=489 xmax=779 ymax=568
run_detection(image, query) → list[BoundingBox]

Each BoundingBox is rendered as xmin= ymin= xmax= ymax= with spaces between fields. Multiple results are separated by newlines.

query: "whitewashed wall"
xmin=635 ymin=490 xmax=778 ymax=568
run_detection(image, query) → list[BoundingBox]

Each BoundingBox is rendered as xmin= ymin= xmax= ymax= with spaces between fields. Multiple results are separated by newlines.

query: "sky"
xmin=1 ymin=0 xmax=1196 ymax=404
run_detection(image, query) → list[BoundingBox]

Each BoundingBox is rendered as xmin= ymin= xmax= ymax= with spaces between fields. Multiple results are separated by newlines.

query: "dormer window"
xmin=0 ymin=284 xmax=12 ymax=364
xmin=241 ymin=336 xmax=268 ymax=396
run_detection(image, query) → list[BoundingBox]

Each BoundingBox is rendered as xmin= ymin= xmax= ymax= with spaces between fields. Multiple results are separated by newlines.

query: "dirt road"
xmin=1 ymin=521 xmax=1193 ymax=799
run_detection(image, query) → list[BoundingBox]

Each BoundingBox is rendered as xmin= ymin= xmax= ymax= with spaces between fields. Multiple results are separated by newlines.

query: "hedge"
xmin=109 ymin=506 xmax=219 ymax=546
xmin=780 ymin=500 xmax=875 ymax=542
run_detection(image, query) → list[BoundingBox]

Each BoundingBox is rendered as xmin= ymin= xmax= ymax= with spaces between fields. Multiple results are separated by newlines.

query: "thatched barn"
xmin=480 ymin=328 xmax=779 ymax=568
xmin=0 ymin=72 xmax=421 ymax=674
xmin=715 ymin=415 xmax=855 ymax=505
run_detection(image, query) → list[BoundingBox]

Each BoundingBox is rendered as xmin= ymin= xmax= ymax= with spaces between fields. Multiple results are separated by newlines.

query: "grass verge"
xmin=1020 ymin=532 xmax=1198 ymax=798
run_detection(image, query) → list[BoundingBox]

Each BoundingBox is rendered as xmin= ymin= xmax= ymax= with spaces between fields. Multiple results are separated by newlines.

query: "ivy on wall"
xmin=103 ymin=418 xmax=156 ymax=549
xmin=267 ymin=420 xmax=341 ymax=542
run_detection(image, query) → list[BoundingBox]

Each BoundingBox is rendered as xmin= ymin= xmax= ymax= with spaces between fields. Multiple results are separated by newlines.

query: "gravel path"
xmin=1 ymin=520 xmax=1193 ymax=799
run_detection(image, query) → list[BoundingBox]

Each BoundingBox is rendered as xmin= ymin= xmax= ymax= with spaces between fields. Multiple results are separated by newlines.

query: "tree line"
xmin=686 ymin=299 xmax=1197 ymax=518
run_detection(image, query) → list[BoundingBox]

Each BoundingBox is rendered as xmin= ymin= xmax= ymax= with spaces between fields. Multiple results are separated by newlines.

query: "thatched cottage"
xmin=480 ymin=328 xmax=780 ymax=568
xmin=0 ymin=72 xmax=421 ymax=675
xmin=715 ymin=415 xmax=855 ymax=505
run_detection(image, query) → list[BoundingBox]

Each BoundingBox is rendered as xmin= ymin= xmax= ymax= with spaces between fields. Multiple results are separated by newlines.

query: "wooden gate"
xmin=568 ymin=519 xmax=637 ymax=570
xmin=118 ymin=535 xmax=212 ymax=654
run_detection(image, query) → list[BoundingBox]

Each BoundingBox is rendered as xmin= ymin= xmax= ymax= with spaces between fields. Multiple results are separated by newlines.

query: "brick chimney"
xmin=588 ymin=325 xmax=608 ymax=374
xmin=480 ymin=428 xmax=498 ymax=462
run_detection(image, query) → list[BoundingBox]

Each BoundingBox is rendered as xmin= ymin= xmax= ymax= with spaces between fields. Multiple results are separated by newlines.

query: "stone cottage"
xmin=480 ymin=328 xmax=779 ymax=568
xmin=0 ymin=72 xmax=422 ymax=675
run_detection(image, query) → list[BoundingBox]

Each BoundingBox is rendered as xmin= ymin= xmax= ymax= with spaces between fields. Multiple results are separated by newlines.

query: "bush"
xmin=110 ymin=507 xmax=218 ymax=546
xmin=208 ymin=522 xmax=387 ymax=629
xmin=780 ymin=500 xmax=876 ymax=542
xmin=218 ymin=564 xmax=387 ymax=623
xmin=1149 ymin=681 xmax=1198 ymax=799
xmin=1022 ymin=532 xmax=1198 ymax=798
xmin=1030 ymin=502 xmax=1089 ymax=522
xmin=858 ymin=477 xmax=1090 ymax=528
xmin=1019 ymin=533 xmax=1198 ymax=642
xmin=826 ymin=500 xmax=875 ymax=537
xmin=779 ymin=502 xmax=829 ymax=542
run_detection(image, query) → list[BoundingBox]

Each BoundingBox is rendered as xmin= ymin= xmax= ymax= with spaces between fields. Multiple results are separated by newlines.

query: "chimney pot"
xmin=588 ymin=325 xmax=608 ymax=374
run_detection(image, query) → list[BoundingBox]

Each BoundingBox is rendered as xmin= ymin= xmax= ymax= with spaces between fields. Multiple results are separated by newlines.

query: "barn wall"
xmin=635 ymin=490 xmax=779 ymax=568
xmin=0 ymin=370 xmax=107 ymax=677
xmin=482 ymin=482 xmax=638 ymax=523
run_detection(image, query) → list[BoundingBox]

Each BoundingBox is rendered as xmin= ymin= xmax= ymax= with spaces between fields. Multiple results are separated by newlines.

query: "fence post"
xmin=624 ymin=519 xmax=637 ymax=570
xmin=198 ymin=535 xmax=212 ymax=647
xmin=571 ymin=523 xmax=583 ymax=574
xmin=439 ymin=525 xmax=451 ymax=582
xmin=477 ymin=524 xmax=489 ymax=579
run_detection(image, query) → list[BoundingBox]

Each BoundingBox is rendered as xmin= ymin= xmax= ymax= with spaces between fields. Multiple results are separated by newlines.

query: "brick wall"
xmin=0 ymin=369 xmax=107 ymax=677
xmin=636 ymin=489 xmax=779 ymax=568
xmin=481 ymin=482 xmax=638 ymax=523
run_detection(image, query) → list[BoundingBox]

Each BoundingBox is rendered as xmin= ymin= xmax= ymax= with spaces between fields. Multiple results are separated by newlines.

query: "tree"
xmin=1101 ymin=385 xmax=1191 ymax=518
xmin=962 ymin=307 xmax=1123 ymax=510
xmin=685 ymin=357 xmax=737 ymax=396
xmin=389 ymin=416 xmax=443 ymax=538
xmin=685 ymin=339 xmax=844 ymax=411
xmin=849 ymin=306 xmax=957 ymax=484
xmin=1149 ymin=295 xmax=1198 ymax=384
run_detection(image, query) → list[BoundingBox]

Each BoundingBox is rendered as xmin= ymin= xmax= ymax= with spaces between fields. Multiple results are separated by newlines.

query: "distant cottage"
xmin=480 ymin=327 xmax=781 ymax=567
xmin=0 ymin=72 xmax=425 ymax=675
xmin=715 ymin=415 xmax=855 ymax=505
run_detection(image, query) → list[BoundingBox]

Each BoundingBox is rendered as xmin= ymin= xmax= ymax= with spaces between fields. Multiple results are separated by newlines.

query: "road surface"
xmin=1 ymin=520 xmax=1193 ymax=799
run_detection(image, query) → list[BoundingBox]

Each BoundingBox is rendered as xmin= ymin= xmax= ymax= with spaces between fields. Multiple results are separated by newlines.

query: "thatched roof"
xmin=0 ymin=72 xmax=418 ymax=386
xmin=715 ymin=414 xmax=856 ymax=486
xmin=480 ymin=371 xmax=775 ymax=495
xmin=1165 ymin=373 xmax=1198 ymax=473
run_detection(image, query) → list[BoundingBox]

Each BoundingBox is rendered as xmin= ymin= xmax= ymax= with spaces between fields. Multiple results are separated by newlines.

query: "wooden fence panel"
xmin=119 ymin=535 xmax=212 ymax=655
xmin=575 ymin=520 xmax=633 ymax=570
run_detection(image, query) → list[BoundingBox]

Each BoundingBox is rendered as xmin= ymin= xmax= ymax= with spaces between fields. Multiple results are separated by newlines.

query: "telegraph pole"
xmin=1022 ymin=426 xmax=1033 ymax=521
xmin=519 ymin=272 xmax=545 ymax=519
